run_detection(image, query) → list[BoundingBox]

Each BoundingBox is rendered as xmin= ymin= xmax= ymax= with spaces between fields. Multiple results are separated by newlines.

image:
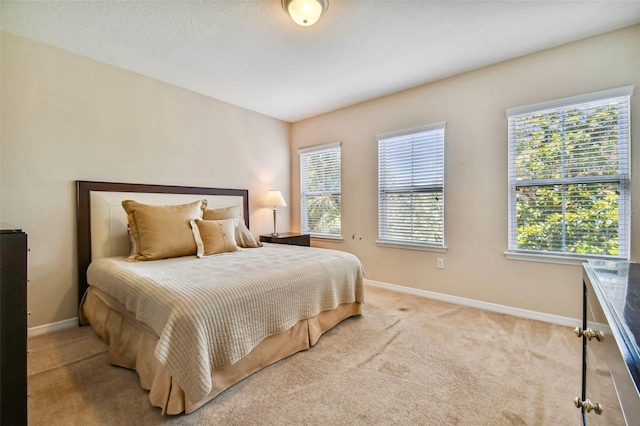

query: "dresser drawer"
xmin=584 ymin=278 xmax=626 ymax=425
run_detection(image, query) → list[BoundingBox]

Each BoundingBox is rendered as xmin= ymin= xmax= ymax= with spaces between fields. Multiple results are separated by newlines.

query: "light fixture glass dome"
xmin=282 ymin=0 xmax=328 ymax=27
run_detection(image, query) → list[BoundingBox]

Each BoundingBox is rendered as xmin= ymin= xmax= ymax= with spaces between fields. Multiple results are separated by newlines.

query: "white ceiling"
xmin=1 ymin=1 xmax=639 ymax=122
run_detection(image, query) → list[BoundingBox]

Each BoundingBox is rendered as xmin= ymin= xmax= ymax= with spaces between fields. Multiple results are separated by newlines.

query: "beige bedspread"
xmin=86 ymin=244 xmax=365 ymax=403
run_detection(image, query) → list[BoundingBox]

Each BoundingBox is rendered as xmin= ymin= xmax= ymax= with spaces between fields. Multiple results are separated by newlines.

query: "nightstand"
xmin=260 ymin=232 xmax=310 ymax=247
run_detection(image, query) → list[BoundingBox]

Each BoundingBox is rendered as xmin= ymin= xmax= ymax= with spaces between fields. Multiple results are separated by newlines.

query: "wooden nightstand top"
xmin=259 ymin=233 xmax=310 ymax=247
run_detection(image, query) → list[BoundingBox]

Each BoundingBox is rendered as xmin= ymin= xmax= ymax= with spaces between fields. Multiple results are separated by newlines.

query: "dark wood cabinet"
xmin=260 ymin=233 xmax=310 ymax=247
xmin=0 ymin=225 xmax=28 ymax=425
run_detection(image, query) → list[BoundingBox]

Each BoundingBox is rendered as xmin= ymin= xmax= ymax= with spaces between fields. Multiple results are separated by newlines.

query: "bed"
xmin=76 ymin=181 xmax=364 ymax=415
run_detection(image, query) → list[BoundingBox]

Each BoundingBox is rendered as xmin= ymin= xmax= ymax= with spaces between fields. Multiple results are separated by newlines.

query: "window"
xmin=507 ymin=86 xmax=633 ymax=260
xmin=299 ymin=142 xmax=341 ymax=238
xmin=377 ymin=123 xmax=446 ymax=250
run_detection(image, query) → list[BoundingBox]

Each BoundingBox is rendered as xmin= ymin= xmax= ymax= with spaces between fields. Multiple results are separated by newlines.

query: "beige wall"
xmin=291 ymin=25 xmax=640 ymax=319
xmin=0 ymin=32 xmax=291 ymax=327
xmin=2 ymin=25 xmax=638 ymax=328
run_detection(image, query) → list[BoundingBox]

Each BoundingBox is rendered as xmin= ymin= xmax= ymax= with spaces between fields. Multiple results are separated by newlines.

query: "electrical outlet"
xmin=436 ymin=258 xmax=444 ymax=269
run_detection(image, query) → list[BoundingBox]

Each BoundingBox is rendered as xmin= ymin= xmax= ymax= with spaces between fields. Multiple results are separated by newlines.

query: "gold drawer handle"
xmin=574 ymin=326 xmax=605 ymax=342
xmin=574 ymin=397 xmax=603 ymax=415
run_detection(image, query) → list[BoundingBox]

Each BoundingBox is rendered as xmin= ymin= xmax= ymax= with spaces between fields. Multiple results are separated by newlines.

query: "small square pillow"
xmin=123 ymin=199 xmax=207 ymax=261
xmin=203 ymin=206 xmax=262 ymax=248
xmin=190 ymin=218 xmax=241 ymax=257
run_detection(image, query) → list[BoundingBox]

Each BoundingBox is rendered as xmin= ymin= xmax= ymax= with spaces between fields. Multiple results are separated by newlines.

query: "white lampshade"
xmin=264 ymin=190 xmax=287 ymax=207
xmin=282 ymin=0 xmax=328 ymax=27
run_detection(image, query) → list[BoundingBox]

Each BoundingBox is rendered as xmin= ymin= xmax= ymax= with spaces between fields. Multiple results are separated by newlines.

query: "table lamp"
xmin=264 ymin=190 xmax=287 ymax=236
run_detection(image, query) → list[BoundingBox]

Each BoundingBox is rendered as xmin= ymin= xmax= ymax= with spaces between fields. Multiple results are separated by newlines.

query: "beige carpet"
xmin=27 ymin=285 xmax=581 ymax=425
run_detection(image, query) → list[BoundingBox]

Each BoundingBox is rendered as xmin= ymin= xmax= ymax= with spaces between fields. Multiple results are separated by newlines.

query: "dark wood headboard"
xmin=76 ymin=181 xmax=249 ymax=308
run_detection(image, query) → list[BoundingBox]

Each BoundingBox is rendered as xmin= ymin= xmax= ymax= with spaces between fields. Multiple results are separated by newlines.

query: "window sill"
xmin=310 ymin=235 xmax=344 ymax=242
xmin=376 ymin=241 xmax=447 ymax=253
xmin=504 ymin=251 xmax=626 ymax=266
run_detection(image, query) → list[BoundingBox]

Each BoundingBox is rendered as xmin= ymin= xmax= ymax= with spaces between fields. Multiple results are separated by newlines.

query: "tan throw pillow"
xmin=203 ymin=205 xmax=241 ymax=220
xmin=122 ymin=199 xmax=207 ymax=261
xmin=203 ymin=206 xmax=262 ymax=248
xmin=190 ymin=219 xmax=241 ymax=257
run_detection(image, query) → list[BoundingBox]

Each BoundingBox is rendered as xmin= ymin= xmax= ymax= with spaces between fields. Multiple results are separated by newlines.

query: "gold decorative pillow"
xmin=203 ymin=206 xmax=241 ymax=220
xmin=122 ymin=199 xmax=207 ymax=261
xmin=203 ymin=206 xmax=262 ymax=248
xmin=190 ymin=218 xmax=241 ymax=257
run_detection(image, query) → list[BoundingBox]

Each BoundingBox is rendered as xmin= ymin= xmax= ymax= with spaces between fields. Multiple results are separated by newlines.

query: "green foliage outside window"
xmin=516 ymin=184 xmax=619 ymax=255
xmin=305 ymin=194 xmax=341 ymax=235
xmin=514 ymin=102 xmax=624 ymax=256
xmin=301 ymin=147 xmax=341 ymax=236
xmin=381 ymin=192 xmax=443 ymax=243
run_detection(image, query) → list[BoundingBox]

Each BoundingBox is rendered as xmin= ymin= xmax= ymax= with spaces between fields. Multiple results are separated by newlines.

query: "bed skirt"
xmin=79 ymin=286 xmax=362 ymax=415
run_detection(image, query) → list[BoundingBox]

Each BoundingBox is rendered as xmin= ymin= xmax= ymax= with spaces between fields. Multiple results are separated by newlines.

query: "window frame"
xmin=376 ymin=122 xmax=447 ymax=252
xmin=506 ymin=86 xmax=633 ymax=264
xmin=298 ymin=141 xmax=342 ymax=240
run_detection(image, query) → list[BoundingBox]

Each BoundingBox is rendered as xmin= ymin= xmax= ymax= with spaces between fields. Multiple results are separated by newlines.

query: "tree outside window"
xmin=300 ymin=143 xmax=341 ymax=237
xmin=507 ymin=87 xmax=631 ymax=259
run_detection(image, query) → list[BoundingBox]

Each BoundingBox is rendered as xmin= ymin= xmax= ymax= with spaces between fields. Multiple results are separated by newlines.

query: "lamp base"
xmin=272 ymin=208 xmax=279 ymax=237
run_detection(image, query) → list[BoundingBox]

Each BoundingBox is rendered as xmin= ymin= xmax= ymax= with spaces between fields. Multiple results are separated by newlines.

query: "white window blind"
xmin=507 ymin=86 xmax=633 ymax=260
xmin=378 ymin=123 xmax=445 ymax=248
xmin=299 ymin=142 xmax=341 ymax=237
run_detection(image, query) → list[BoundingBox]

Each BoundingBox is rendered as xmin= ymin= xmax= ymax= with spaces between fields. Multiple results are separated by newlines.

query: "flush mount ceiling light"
xmin=282 ymin=0 xmax=329 ymax=27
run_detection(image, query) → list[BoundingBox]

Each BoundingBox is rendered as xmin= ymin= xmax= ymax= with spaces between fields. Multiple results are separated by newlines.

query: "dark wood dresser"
xmin=0 ymin=224 xmax=28 ymax=425
xmin=579 ymin=261 xmax=639 ymax=425
xmin=260 ymin=233 xmax=310 ymax=247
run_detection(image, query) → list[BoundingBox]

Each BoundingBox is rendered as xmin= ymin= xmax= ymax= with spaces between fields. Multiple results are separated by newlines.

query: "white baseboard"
xmin=28 ymin=317 xmax=79 ymax=337
xmin=364 ymin=279 xmax=580 ymax=328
